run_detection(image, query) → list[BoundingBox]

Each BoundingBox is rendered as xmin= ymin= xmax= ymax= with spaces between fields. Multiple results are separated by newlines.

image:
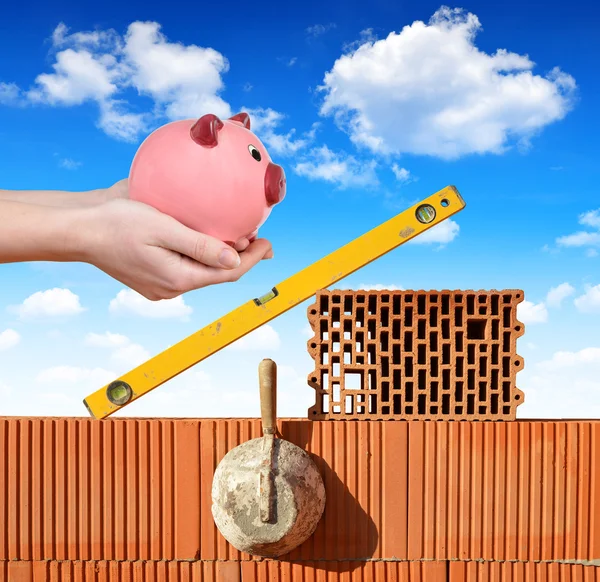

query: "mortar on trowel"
xmin=211 ymin=358 xmax=326 ymax=557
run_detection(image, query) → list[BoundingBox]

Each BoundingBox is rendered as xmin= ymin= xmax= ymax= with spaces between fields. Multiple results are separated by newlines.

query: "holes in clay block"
xmin=355 ymin=332 xmax=364 ymax=352
xmin=367 ymin=319 xmax=376 ymax=339
xmin=430 ymin=356 xmax=439 ymax=377
xmin=456 ymin=381 xmax=464 ymax=402
xmin=442 ymin=393 xmax=450 ymax=414
xmin=442 ymin=343 xmax=450 ymax=365
xmin=455 ymin=306 xmax=463 ymax=327
xmin=466 ymin=295 xmax=475 ymax=315
xmin=418 ymin=319 xmax=426 ymax=340
xmin=442 ymin=319 xmax=450 ymax=340
xmin=455 ymin=332 xmax=464 ymax=352
xmin=345 ymin=395 xmax=353 ymax=413
xmin=368 ymin=344 xmax=376 ymax=364
xmin=382 ymin=381 xmax=389 ymax=403
xmin=333 ymin=362 xmax=340 ymax=377
xmin=429 ymin=332 xmax=438 ymax=352
xmin=345 ymin=372 xmax=362 ymax=390
xmin=441 ymin=294 xmax=450 ymax=315
xmin=479 ymin=381 xmax=487 ymax=402
xmin=344 ymin=295 xmax=353 ymax=315
xmin=467 ymin=319 xmax=487 ymax=340
xmin=405 ymin=381 xmax=414 ymax=403
xmin=405 ymin=356 xmax=413 ymax=377
xmin=368 ymin=295 xmax=377 ymax=315
xmin=369 ymin=394 xmax=377 ymax=413
xmin=429 ymin=306 xmax=438 ymax=327
xmin=479 ymin=356 xmax=487 ymax=377
xmin=442 ymin=369 xmax=450 ymax=390
xmin=418 ymin=369 xmax=427 ymax=391
xmin=381 ymin=307 xmax=389 ymax=328
xmin=381 ymin=357 xmax=389 ymax=378
xmin=368 ymin=369 xmax=377 ymax=390
xmin=404 ymin=331 xmax=413 ymax=353
xmin=468 ymin=344 xmax=475 ymax=365
xmin=405 ymin=306 xmax=413 ymax=326
xmin=392 ymin=319 xmax=401 ymax=340
xmin=332 ymin=382 xmax=340 ymax=402
xmin=380 ymin=331 xmax=389 ymax=352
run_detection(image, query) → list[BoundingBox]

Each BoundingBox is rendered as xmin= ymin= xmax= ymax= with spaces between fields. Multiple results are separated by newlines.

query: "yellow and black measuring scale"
xmin=83 ymin=185 xmax=466 ymax=419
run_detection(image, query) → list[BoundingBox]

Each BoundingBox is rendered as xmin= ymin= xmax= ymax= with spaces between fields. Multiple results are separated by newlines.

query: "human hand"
xmin=78 ymin=198 xmax=273 ymax=300
xmin=105 ymin=178 xmax=255 ymax=252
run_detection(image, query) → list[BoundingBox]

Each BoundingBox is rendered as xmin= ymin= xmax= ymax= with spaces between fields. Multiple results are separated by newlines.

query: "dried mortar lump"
xmin=306 ymin=289 xmax=525 ymax=420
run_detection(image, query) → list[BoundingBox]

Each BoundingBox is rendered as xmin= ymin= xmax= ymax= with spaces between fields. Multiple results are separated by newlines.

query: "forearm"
xmin=0 ymin=187 xmax=108 ymax=208
xmin=0 ymin=200 xmax=88 ymax=263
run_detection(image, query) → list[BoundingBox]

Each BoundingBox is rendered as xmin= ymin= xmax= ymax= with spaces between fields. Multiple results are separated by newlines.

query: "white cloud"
xmin=85 ymin=331 xmax=149 ymax=369
xmin=579 ymin=209 xmax=600 ymax=229
xmin=294 ymin=145 xmax=378 ymax=189
xmin=343 ymin=29 xmax=378 ymax=53
xmin=520 ymin=347 xmax=600 ymax=418
xmin=318 ymin=7 xmax=576 ymax=159
xmin=0 ymin=82 xmax=21 ymax=105
xmin=574 ymin=284 xmax=600 ymax=313
xmin=228 ymin=324 xmax=280 ymax=351
xmin=59 ymin=157 xmax=82 ymax=169
xmin=27 ymin=47 xmax=119 ymax=105
xmin=557 ymin=231 xmax=600 ymax=247
xmin=555 ymin=208 xmax=600 ymax=254
xmin=517 ymin=300 xmax=548 ymax=324
xmin=306 ymin=23 xmax=336 ymax=37
xmin=5 ymin=21 xmax=232 ymax=141
xmin=0 ymin=329 xmax=20 ymax=350
xmin=36 ymin=365 xmax=115 ymax=385
xmin=111 ymin=343 xmax=150 ymax=367
xmin=10 ymin=288 xmax=86 ymax=319
xmin=408 ymin=219 xmax=459 ymax=245
xmin=391 ymin=164 xmax=413 ymax=184
xmin=358 ymin=283 xmax=404 ymax=291
xmin=85 ymin=331 xmax=130 ymax=347
xmin=109 ymin=289 xmax=192 ymax=319
xmin=545 ymin=282 xmax=575 ymax=307
xmin=244 ymin=107 xmax=318 ymax=157
xmin=245 ymin=109 xmax=381 ymax=190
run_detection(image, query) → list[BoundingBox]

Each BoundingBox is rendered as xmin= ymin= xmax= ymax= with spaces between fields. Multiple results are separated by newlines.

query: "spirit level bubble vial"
xmin=83 ymin=185 xmax=466 ymax=419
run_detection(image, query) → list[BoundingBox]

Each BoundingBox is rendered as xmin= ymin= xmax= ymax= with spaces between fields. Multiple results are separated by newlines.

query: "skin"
xmin=0 ymin=179 xmax=274 ymax=301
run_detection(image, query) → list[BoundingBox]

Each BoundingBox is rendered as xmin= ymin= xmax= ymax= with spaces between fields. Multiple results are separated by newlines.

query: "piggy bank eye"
xmin=248 ymin=144 xmax=261 ymax=162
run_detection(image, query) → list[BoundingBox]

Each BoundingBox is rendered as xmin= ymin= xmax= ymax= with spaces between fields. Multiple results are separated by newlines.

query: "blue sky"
xmin=1 ymin=0 xmax=600 ymax=418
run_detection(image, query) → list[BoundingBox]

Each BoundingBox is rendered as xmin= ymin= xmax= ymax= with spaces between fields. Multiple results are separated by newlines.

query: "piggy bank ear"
xmin=190 ymin=114 xmax=224 ymax=147
xmin=229 ymin=112 xmax=250 ymax=130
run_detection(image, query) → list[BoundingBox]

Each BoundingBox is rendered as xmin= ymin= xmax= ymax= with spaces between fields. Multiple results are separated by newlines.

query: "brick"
xmin=306 ymin=289 xmax=525 ymax=420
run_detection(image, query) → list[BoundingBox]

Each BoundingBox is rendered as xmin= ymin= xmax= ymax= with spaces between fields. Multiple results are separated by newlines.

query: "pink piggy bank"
xmin=128 ymin=112 xmax=286 ymax=245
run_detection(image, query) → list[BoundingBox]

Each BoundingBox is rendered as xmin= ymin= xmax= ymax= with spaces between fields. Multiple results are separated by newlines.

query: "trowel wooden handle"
xmin=259 ymin=358 xmax=277 ymax=434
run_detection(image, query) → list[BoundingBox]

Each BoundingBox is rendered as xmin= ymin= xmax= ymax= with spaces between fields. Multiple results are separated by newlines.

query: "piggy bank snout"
xmin=265 ymin=162 xmax=286 ymax=207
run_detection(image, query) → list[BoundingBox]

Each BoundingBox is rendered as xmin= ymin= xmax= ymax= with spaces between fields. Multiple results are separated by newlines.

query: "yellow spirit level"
xmin=83 ymin=185 xmax=466 ymax=419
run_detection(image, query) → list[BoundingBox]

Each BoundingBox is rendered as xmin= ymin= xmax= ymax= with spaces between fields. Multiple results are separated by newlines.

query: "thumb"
xmin=159 ymin=218 xmax=241 ymax=269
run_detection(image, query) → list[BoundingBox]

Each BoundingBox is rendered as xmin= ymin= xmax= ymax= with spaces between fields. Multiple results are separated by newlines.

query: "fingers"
xmin=160 ymin=219 xmax=242 ymax=269
xmin=184 ymin=238 xmax=273 ymax=288
xmin=233 ymin=237 xmax=250 ymax=252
